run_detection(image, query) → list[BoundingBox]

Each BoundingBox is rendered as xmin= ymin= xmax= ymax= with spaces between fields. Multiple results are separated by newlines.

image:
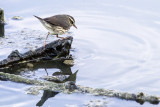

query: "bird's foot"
xmin=56 ymin=35 xmax=65 ymax=40
xmin=43 ymin=42 xmax=46 ymax=47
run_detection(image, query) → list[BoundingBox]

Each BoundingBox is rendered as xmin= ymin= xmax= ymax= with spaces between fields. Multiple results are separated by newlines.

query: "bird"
xmin=34 ymin=14 xmax=77 ymax=46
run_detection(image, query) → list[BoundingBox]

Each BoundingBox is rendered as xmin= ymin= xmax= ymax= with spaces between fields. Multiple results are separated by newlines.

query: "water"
xmin=1 ymin=0 xmax=160 ymax=106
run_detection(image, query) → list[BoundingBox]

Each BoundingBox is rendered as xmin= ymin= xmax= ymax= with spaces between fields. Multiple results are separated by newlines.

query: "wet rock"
xmin=12 ymin=16 xmax=23 ymax=20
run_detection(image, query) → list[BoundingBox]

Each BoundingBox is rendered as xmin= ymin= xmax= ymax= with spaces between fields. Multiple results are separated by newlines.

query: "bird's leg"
xmin=44 ymin=68 xmax=48 ymax=76
xmin=56 ymin=34 xmax=65 ymax=39
xmin=44 ymin=32 xmax=50 ymax=46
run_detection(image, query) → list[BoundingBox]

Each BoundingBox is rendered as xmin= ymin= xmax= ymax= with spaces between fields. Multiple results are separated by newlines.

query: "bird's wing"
xmin=44 ymin=15 xmax=70 ymax=30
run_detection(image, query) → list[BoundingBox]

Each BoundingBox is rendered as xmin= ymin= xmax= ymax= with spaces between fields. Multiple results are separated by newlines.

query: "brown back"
xmin=44 ymin=15 xmax=72 ymax=30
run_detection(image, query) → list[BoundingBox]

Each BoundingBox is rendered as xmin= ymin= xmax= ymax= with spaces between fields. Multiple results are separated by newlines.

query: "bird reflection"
xmin=0 ymin=58 xmax=78 ymax=107
xmin=36 ymin=90 xmax=59 ymax=107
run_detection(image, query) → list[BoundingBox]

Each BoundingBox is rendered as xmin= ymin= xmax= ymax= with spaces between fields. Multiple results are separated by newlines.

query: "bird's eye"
xmin=69 ymin=17 xmax=74 ymax=24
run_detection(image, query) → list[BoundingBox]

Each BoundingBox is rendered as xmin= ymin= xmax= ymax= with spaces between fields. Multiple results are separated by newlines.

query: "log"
xmin=0 ymin=36 xmax=73 ymax=68
xmin=0 ymin=72 xmax=159 ymax=105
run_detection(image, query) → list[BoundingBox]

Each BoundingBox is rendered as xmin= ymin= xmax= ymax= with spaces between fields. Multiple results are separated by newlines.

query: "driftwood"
xmin=0 ymin=36 xmax=73 ymax=68
xmin=0 ymin=72 xmax=159 ymax=105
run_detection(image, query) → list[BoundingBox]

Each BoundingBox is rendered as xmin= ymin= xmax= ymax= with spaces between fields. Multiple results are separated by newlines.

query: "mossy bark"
xmin=0 ymin=72 xmax=159 ymax=105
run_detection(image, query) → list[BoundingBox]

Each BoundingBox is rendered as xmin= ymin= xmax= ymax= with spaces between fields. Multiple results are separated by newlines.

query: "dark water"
xmin=1 ymin=0 xmax=160 ymax=106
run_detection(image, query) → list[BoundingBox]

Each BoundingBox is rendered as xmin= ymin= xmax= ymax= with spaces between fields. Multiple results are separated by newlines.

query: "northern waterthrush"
xmin=34 ymin=14 xmax=77 ymax=45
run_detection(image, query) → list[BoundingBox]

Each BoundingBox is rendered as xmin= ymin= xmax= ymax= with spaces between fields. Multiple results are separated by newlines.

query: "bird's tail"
xmin=34 ymin=15 xmax=45 ymax=23
xmin=34 ymin=15 xmax=45 ymax=25
xmin=33 ymin=15 xmax=42 ymax=20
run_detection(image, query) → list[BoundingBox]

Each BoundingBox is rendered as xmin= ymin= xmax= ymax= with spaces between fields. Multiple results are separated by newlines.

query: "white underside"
xmin=42 ymin=20 xmax=68 ymax=35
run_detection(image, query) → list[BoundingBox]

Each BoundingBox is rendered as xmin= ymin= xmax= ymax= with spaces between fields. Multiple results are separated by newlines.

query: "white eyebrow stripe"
xmin=68 ymin=16 xmax=75 ymax=23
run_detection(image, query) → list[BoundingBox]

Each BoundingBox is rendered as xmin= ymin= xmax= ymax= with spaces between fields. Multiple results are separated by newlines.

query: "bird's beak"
xmin=73 ymin=24 xmax=77 ymax=29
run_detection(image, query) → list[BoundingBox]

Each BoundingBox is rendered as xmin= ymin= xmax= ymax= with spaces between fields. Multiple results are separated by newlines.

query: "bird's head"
xmin=68 ymin=15 xmax=77 ymax=29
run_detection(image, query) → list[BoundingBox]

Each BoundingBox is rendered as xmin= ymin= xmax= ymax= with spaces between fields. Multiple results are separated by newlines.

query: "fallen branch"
xmin=0 ymin=36 xmax=73 ymax=68
xmin=0 ymin=72 xmax=159 ymax=105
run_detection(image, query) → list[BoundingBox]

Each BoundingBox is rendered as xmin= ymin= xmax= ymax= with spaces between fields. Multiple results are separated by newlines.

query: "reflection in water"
xmin=36 ymin=90 xmax=59 ymax=107
xmin=0 ymin=59 xmax=78 ymax=83
xmin=36 ymin=69 xmax=78 ymax=107
xmin=0 ymin=60 xmax=73 ymax=75
xmin=0 ymin=59 xmax=78 ymax=106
